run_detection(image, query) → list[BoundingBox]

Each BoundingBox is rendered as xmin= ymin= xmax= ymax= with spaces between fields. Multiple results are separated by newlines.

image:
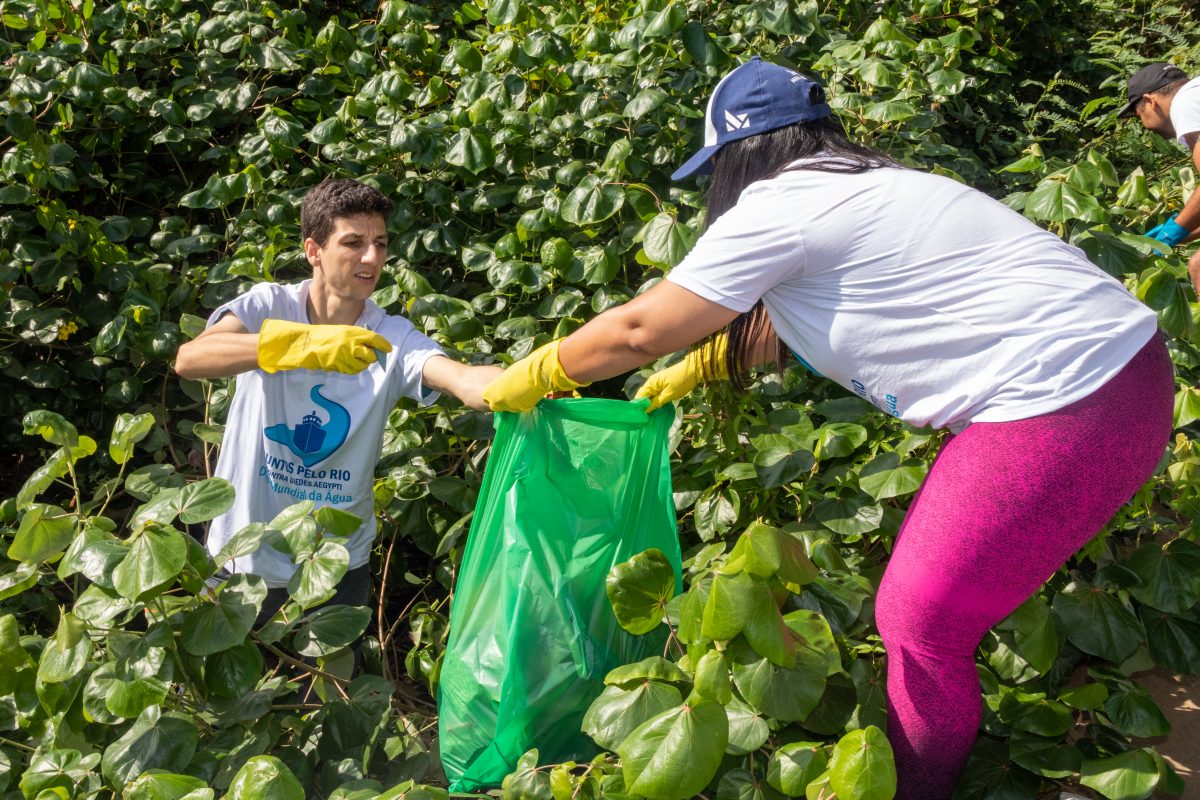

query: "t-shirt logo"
xmin=264 ymin=384 xmax=350 ymax=467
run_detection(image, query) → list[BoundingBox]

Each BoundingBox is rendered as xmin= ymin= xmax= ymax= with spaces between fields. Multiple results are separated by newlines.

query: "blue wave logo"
xmin=264 ymin=385 xmax=350 ymax=467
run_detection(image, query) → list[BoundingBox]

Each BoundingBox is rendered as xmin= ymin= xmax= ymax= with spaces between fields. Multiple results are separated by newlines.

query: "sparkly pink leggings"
xmin=875 ymin=334 xmax=1174 ymax=799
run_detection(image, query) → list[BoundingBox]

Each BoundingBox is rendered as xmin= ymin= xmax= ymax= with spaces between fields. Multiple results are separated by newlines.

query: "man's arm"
xmin=174 ymin=313 xmax=260 ymax=379
xmin=422 ymin=356 xmax=504 ymax=411
xmin=1175 ymin=133 xmax=1200 ymax=236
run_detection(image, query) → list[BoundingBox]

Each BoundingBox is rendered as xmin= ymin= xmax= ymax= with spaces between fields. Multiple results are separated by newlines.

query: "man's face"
xmin=305 ymin=214 xmax=388 ymax=304
xmin=1135 ymin=92 xmax=1176 ymax=139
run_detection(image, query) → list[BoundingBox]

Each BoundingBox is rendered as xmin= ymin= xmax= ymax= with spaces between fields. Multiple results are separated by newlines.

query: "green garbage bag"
xmin=438 ymin=398 xmax=683 ymax=791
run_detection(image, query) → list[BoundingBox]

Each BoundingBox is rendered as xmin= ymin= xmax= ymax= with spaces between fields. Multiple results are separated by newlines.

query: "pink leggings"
xmin=875 ymin=334 xmax=1174 ymax=799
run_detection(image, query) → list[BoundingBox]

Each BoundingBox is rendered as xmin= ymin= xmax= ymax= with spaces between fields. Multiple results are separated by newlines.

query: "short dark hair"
xmin=1150 ymin=78 xmax=1190 ymax=98
xmin=300 ymin=178 xmax=394 ymax=246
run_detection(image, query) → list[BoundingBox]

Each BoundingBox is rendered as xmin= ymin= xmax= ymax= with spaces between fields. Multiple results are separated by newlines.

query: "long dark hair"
xmin=695 ymin=116 xmax=898 ymax=389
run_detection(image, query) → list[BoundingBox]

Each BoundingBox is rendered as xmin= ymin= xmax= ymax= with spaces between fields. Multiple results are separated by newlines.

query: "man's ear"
xmin=303 ymin=237 xmax=322 ymax=269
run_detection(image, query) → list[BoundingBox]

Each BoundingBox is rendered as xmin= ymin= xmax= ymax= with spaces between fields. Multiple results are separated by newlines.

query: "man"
xmin=1119 ymin=62 xmax=1200 ymax=288
xmin=175 ymin=177 xmax=500 ymax=623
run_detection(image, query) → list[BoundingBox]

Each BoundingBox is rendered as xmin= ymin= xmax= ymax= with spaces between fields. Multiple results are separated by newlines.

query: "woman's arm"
xmin=556 ymin=280 xmax=741 ymax=382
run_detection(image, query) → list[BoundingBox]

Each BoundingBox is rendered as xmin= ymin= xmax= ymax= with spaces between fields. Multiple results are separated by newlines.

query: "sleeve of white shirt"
xmin=385 ymin=317 xmax=446 ymax=407
xmin=1171 ymin=80 xmax=1200 ymax=145
xmin=205 ymin=282 xmax=286 ymax=333
xmin=665 ymin=186 xmax=807 ymax=313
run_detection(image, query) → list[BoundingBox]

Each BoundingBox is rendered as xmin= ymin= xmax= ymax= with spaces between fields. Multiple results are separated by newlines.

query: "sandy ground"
xmin=1143 ymin=669 xmax=1200 ymax=800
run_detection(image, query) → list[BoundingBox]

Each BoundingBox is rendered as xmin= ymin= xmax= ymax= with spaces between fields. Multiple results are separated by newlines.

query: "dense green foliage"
xmin=3 ymin=0 xmax=1200 ymax=797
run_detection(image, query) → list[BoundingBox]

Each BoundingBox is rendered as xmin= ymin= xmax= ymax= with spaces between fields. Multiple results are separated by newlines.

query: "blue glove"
xmin=1146 ymin=215 xmax=1190 ymax=249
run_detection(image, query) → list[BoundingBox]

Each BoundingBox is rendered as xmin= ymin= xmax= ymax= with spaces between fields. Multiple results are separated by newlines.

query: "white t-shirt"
xmin=1170 ymin=77 xmax=1200 ymax=146
xmin=667 ymin=164 xmax=1159 ymax=433
xmin=205 ymin=280 xmax=445 ymax=587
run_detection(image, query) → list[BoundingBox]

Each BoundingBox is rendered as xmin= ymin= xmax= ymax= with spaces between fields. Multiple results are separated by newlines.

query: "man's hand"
xmin=258 ymin=319 xmax=392 ymax=374
xmin=1146 ymin=215 xmax=1190 ymax=251
xmin=635 ymin=335 xmax=729 ymax=412
xmin=482 ymin=340 xmax=588 ymax=412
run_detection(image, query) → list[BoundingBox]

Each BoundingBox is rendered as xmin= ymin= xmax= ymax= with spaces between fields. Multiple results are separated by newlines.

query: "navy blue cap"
xmin=672 ymin=56 xmax=833 ymax=180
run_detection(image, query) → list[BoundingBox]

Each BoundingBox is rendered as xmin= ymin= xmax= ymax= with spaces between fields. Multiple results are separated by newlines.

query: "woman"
xmin=482 ymin=57 xmax=1173 ymax=799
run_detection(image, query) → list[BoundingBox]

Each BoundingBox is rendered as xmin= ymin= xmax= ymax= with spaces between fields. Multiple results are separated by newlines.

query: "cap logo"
xmin=725 ymin=109 xmax=751 ymax=131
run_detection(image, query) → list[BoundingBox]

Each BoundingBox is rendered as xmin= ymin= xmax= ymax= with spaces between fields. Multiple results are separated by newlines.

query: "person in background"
xmin=175 ymin=178 xmax=500 ymax=630
xmin=1119 ymin=62 xmax=1200 ymax=288
xmin=482 ymin=57 xmax=1173 ymax=799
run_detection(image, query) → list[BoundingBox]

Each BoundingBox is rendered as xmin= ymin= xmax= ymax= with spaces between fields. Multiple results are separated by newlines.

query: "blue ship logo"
xmin=264 ymin=385 xmax=350 ymax=467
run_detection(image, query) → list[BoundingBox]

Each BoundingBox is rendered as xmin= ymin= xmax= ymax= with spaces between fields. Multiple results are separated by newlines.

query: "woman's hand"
xmin=482 ymin=340 xmax=588 ymax=412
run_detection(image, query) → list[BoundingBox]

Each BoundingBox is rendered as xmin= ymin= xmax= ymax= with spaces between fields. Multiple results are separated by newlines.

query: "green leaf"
xmin=623 ymin=88 xmax=670 ymax=120
xmin=1125 ymin=539 xmax=1200 ymax=614
xmin=724 ymin=695 xmax=769 ymax=756
xmin=293 ymin=604 xmax=371 ymax=657
xmin=1140 ymin=605 xmax=1200 ymax=674
xmin=445 ymin=128 xmax=495 ymax=175
xmin=605 ymin=656 xmax=690 ymax=686
xmin=1007 ymin=730 xmax=1082 ymax=779
xmin=561 ymin=176 xmax=624 ymax=226
xmin=287 ymin=540 xmax=349 ymax=608
xmin=19 ymin=749 xmax=99 ymax=799
xmin=997 ymin=596 xmax=1057 ymax=675
xmin=928 ymin=68 xmax=968 ymax=96
xmin=950 ymin=739 xmax=1040 ymax=800
xmin=177 ymin=478 xmax=235 ymax=524
xmin=1080 ymin=748 xmax=1160 ymax=800
xmin=753 ymin=446 xmax=815 ymax=489
xmin=702 ymin=571 xmax=754 ymax=640
xmin=583 ymin=681 xmax=682 ymax=751
xmin=307 ymin=116 xmax=346 ymax=145
xmin=101 ymin=706 xmax=199 ymax=787
xmin=1052 ymin=581 xmax=1144 ymax=663
xmin=37 ymin=612 xmax=90 ymax=683
xmin=23 ymin=410 xmax=78 ymax=447
xmin=997 ymin=690 xmax=1073 ymax=736
xmin=315 ymin=506 xmax=361 ymax=538
xmin=857 ymin=452 xmax=927 ymax=501
xmin=109 ymin=412 xmax=156 ymax=464
xmin=487 ymin=0 xmax=521 ymax=26
xmin=1103 ymin=686 xmax=1170 ymax=738
xmin=783 ymin=610 xmax=843 ymax=678
xmin=813 ymin=423 xmax=868 ymax=459
xmin=181 ymin=573 xmax=267 ymax=656
xmin=0 ymin=560 xmax=38 ymax=602
xmin=1059 ymin=682 xmax=1109 ymax=710
xmin=204 ymin=639 xmax=265 ymax=700
xmin=640 ymin=212 xmax=697 ymax=268
xmin=693 ymin=649 xmax=732 ymax=704
xmin=9 ymin=503 xmax=76 ymax=564
xmin=123 ymin=771 xmax=213 ymax=800
xmin=225 ymin=755 xmax=305 ymax=800
xmin=729 ymin=639 xmax=825 ymax=723
xmin=828 ymin=726 xmax=896 ymax=800
xmin=0 ymin=613 xmax=32 ymax=671
xmin=813 ymin=493 xmax=883 ymax=537
xmin=112 ymin=526 xmax=187 ymax=601
xmin=741 ymin=578 xmax=796 ymax=667
xmin=1025 ymin=175 xmax=1107 ymax=223
xmin=768 ymin=741 xmax=828 ymax=795
xmin=716 ymin=768 xmax=784 ymax=800
xmin=618 ymin=699 xmax=729 ymax=800
xmin=606 ymin=548 xmax=677 ymax=635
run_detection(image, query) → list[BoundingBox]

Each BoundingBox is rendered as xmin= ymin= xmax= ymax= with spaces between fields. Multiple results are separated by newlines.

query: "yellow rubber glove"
xmin=635 ymin=335 xmax=729 ymax=412
xmin=483 ymin=339 xmax=589 ymax=412
xmin=257 ymin=319 xmax=392 ymax=374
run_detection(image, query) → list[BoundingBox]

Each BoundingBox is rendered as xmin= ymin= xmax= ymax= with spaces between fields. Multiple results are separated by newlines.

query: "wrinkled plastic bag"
xmin=438 ymin=398 xmax=683 ymax=790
